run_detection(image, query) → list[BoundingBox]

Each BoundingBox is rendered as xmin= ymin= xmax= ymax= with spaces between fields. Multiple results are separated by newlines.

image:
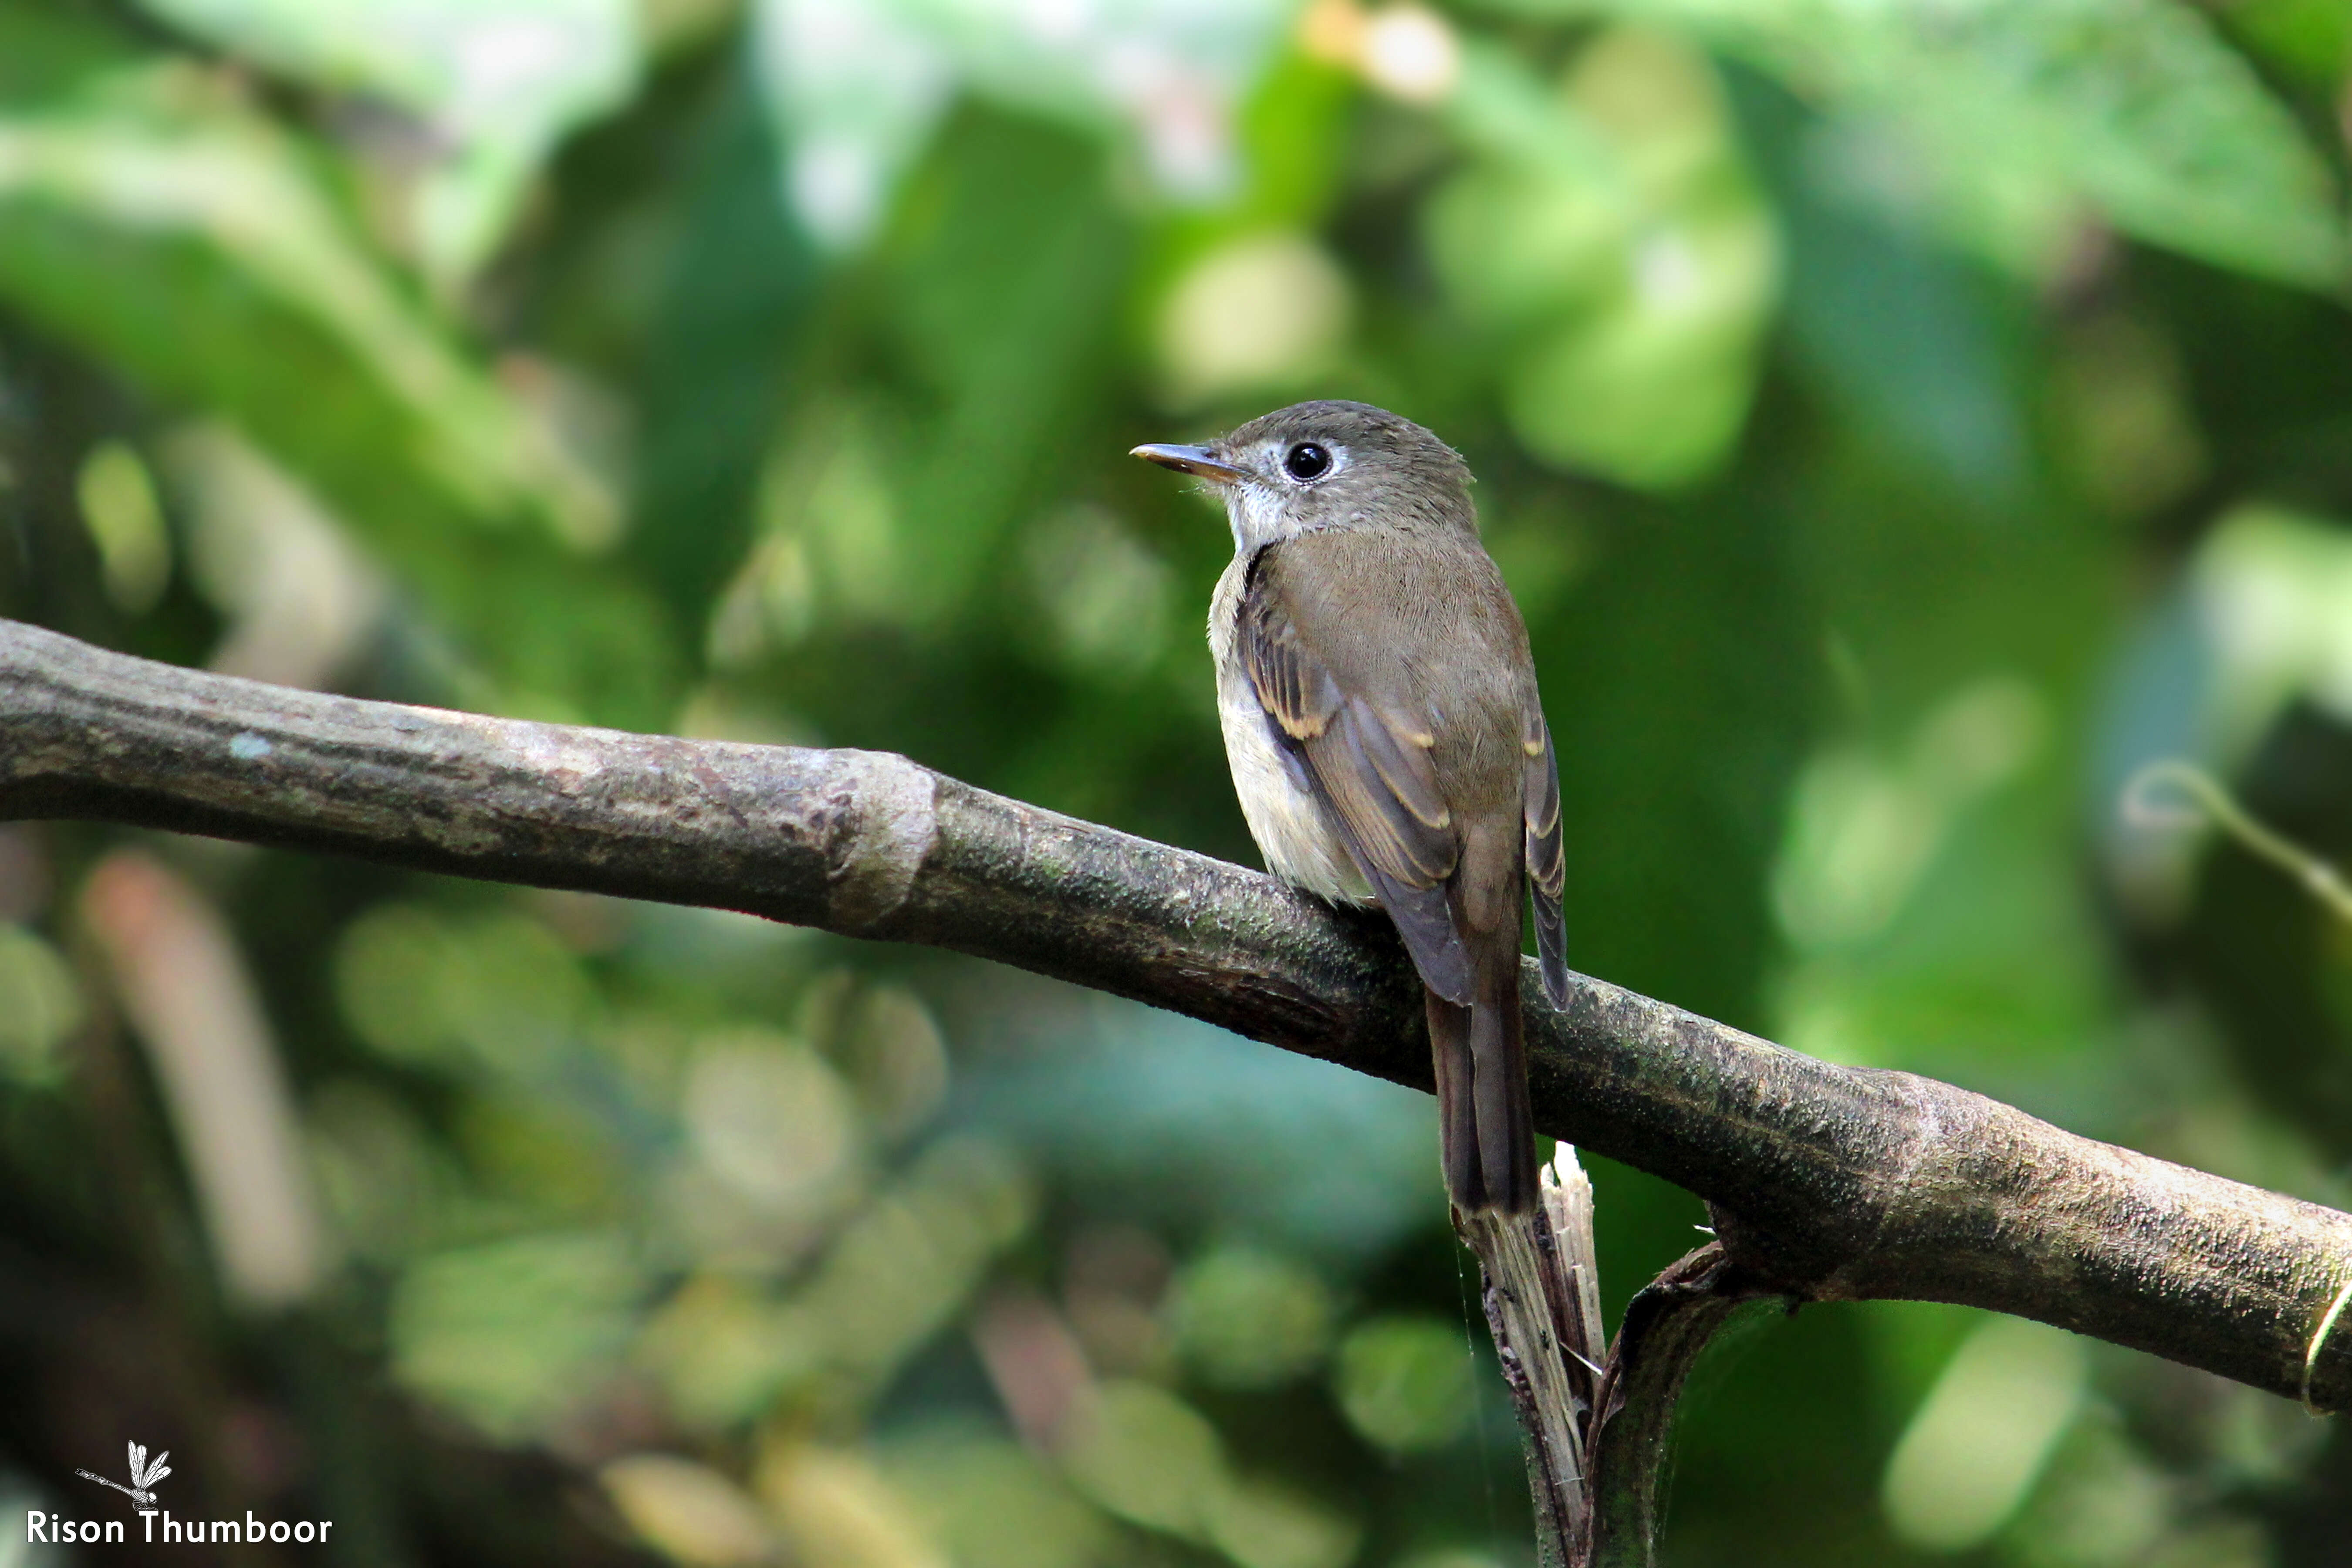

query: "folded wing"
xmin=1238 ymin=554 xmax=1473 ymax=1004
xmin=1524 ymin=698 xmax=1568 ymax=1008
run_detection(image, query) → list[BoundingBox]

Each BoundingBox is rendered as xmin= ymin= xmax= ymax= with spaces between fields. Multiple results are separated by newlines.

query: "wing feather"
xmin=1241 ymin=561 xmax=1473 ymax=1003
xmin=1523 ymin=700 xmax=1568 ymax=1008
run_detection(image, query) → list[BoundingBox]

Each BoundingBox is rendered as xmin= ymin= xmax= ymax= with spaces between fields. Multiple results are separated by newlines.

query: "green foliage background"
xmin=3 ymin=0 xmax=2352 ymax=1563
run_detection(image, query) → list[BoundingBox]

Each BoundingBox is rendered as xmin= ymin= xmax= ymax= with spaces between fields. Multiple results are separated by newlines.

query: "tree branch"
xmin=6 ymin=618 xmax=2350 ymax=1409
xmin=1583 ymin=1244 xmax=1761 ymax=1565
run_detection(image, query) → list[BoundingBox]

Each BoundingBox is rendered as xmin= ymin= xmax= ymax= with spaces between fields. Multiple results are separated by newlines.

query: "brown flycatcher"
xmin=1135 ymin=400 xmax=1568 ymax=1214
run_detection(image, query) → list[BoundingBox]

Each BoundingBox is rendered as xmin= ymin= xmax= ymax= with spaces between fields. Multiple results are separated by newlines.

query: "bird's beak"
xmin=1131 ymin=443 xmax=1252 ymax=484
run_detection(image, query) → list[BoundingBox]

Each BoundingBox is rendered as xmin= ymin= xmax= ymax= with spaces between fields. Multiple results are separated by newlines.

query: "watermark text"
xmin=28 ymin=1508 xmax=335 ymax=1545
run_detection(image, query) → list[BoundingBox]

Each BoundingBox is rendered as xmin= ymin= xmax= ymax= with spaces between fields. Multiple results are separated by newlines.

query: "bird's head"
xmin=1132 ymin=399 xmax=1475 ymax=552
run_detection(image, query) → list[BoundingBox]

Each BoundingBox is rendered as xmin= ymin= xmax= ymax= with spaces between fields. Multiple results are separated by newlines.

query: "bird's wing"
xmin=1523 ymin=698 xmax=1568 ymax=1008
xmin=1237 ymin=547 xmax=1473 ymax=1004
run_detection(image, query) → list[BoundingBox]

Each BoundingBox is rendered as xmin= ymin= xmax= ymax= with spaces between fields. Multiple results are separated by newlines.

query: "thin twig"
xmin=2123 ymin=759 xmax=2352 ymax=922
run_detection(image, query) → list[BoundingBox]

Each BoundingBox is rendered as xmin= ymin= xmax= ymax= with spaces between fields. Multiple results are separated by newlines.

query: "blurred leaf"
xmin=683 ymin=1029 xmax=862 ymax=1218
xmin=307 ymin=1079 xmax=460 ymax=1262
xmin=776 ymin=1136 xmax=1032 ymax=1399
xmin=603 ymin=1453 xmax=779 ymax=1568
xmin=829 ymin=984 xmax=951 ymax=1143
xmin=1773 ymin=678 xmax=2046 ymax=952
xmin=2225 ymin=0 xmax=2352 ymax=85
xmin=2010 ymin=1421 xmax=2207 ymax=1568
xmin=136 ymin=0 xmax=642 ymax=285
xmin=458 ymin=1090 xmax=627 ymax=1217
xmin=0 ymin=68 xmax=613 ymax=541
xmin=1154 ymin=230 xmax=1352 ymax=404
xmin=1060 ymin=1379 xmax=1227 ymax=1540
xmin=162 ymin=422 xmax=388 ymax=688
xmin=390 ymin=1230 xmax=642 ymax=1441
xmin=1770 ymin=153 xmax=2032 ymax=504
xmin=2190 ymin=507 xmax=2352 ymax=752
xmin=639 ymin=1274 xmax=806 ymax=1429
xmin=1018 ymin=503 xmax=1176 ymax=683
xmin=0 ymin=60 xmax=677 ymax=720
xmin=1426 ymin=30 xmax=1778 ymax=487
xmin=880 ymin=110 xmax=1131 ymax=623
xmin=2050 ymin=309 xmax=2205 ymax=518
xmin=335 ymin=904 xmax=595 ymax=1076
xmin=1523 ymin=0 xmax=2350 ymax=287
xmin=0 ymin=924 xmax=81 ymax=1083
xmin=74 ymin=438 xmax=169 ymax=615
xmin=0 ymin=2 xmax=142 ymax=108
xmin=334 ymin=904 xmax=460 ymax=1065
xmin=1224 ymin=49 xmax=1357 ymax=231
xmin=1772 ymin=810 xmax=2112 ymax=1079
xmin=1764 ymin=607 xmax=2114 ymax=1086
xmin=957 ymin=1002 xmax=1444 ymax=1262
xmin=733 ymin=108 xmax=1131 ymax=649
xmin=749 ymin=0 xmax=951 ymax=249
xmin=743 ymin=400 xmax=904 ymax=638
xmin=1206 ymin=1477 xmax=1358 ymax=1568
xmin=646 ymin=1135 xmax=1034 ymax=1422
xmin=634 ymin=51 xmax=818 ymax=634
xmin=751 ymin=0 xmax=1294 ymax=247
xmin=1331 ymin=1315 xmax=1474 ymax=1455
xmin=1167 ymin=1245 xmax=1334 ymax=1391
xmin=755 ymin=1440 xmax=948 ymax=1568
xmin=1135 ymin=45 xmax=1357 ymax=385
xmin=878 ymin=1425 xmax=1108 ymax=1568
xmin=1880 ymin=1315 xmax=2088 ymax=1552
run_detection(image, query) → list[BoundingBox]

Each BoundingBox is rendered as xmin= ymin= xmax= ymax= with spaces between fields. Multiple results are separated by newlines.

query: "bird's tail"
xmin=1426 ymin=944 xmax=1537 ymax=1214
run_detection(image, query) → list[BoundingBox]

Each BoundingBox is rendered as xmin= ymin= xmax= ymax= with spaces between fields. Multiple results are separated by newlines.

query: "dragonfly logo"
xmin=30 ymin=1440 xmax=335 ymax=1546
xmin=76 ymin=1441 xmax=170 ymax=1513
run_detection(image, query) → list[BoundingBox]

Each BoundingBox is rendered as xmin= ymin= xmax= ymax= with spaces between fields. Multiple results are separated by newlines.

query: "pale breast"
xmin=1208 ymin=554 xmax=1372 ymax=905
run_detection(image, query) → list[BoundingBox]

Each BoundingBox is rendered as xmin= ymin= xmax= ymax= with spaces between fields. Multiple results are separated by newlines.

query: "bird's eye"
xmin=1283 ymin=443 xmax=1333 ymax=482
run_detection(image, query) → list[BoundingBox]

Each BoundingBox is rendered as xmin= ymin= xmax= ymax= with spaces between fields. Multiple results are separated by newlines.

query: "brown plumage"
xmin=1133 ymin=400 xmax=1568 ymax=1213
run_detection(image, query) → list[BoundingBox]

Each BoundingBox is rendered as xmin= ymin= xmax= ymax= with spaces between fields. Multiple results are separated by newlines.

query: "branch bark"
xmin=6 ymin=617 xmax=2351 ymax=1410
xmin=1583 ymin=1244 xmax=1760 ymax=1565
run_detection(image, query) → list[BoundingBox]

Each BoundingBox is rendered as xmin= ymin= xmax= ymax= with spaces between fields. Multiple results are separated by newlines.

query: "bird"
xmin=1133 ymin=399 xmax=1568 ymax=1214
